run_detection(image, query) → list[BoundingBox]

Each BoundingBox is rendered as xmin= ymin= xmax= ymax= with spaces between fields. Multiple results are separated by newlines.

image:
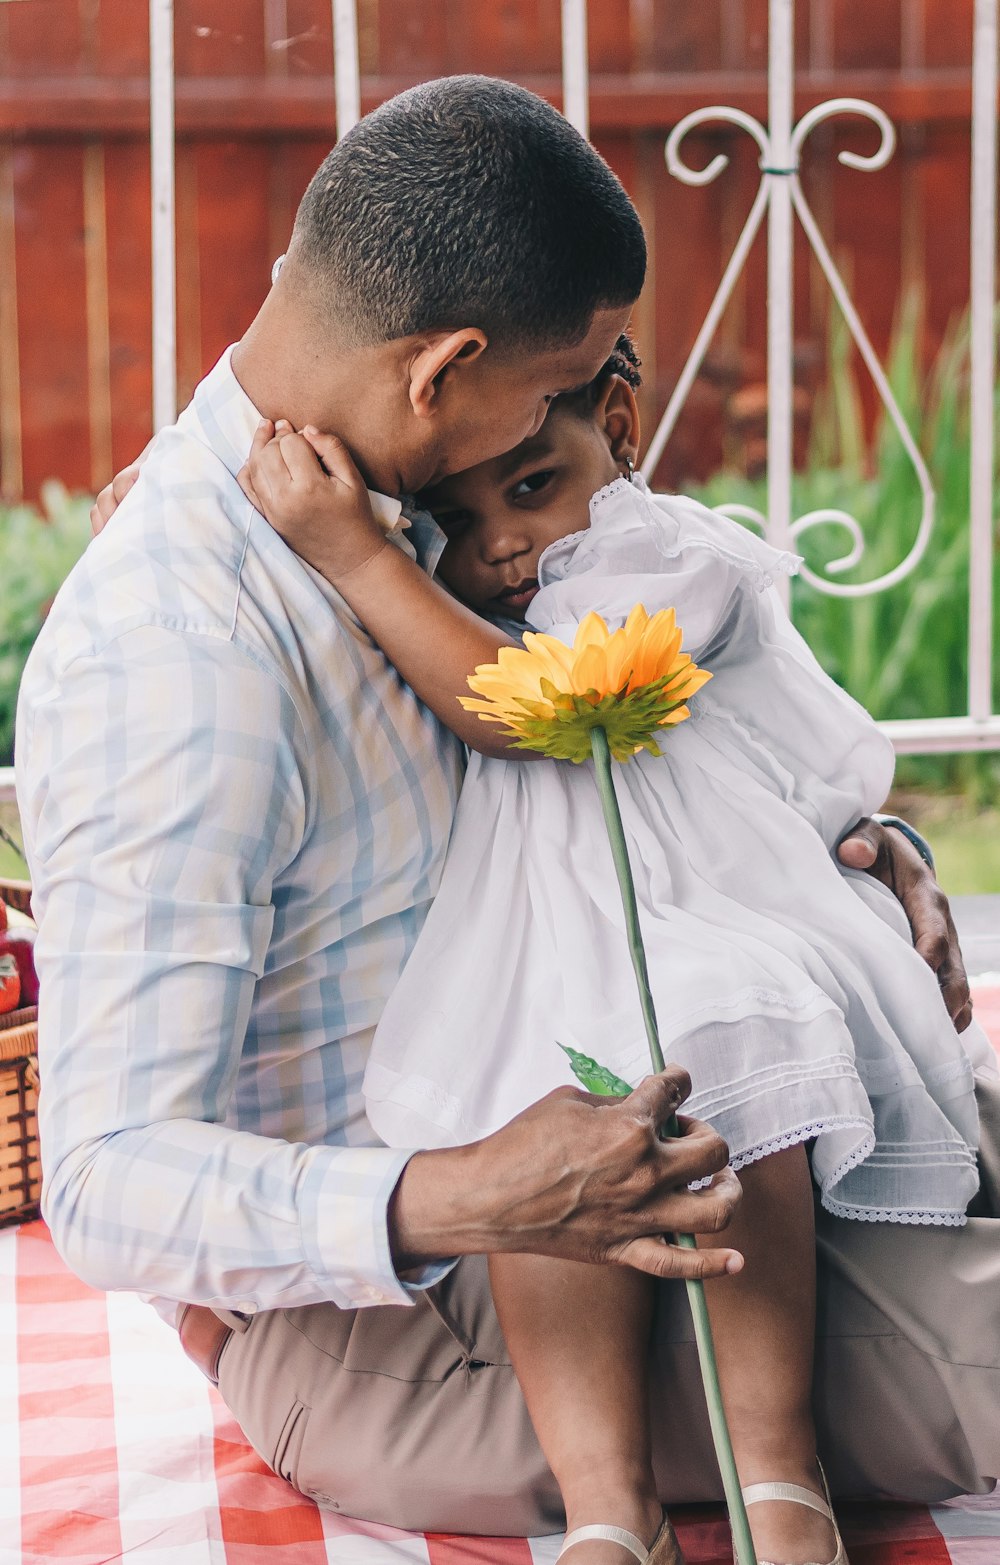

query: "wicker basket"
xmin=0 ymin=879 xmax=32 ymax=918
xmin=0 ymin=1005 xmax=40 ymax=1228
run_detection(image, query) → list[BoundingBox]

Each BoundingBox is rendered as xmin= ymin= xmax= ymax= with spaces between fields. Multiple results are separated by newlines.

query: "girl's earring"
xmin=623 ymin=456 xmax=635 ymax=482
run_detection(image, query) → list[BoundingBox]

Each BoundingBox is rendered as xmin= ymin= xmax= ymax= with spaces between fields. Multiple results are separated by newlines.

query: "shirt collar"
xmin=190 ymin=344 xmax=409 ymax=540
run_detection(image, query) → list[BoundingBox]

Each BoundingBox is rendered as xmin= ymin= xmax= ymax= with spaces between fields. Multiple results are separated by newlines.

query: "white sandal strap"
xmin=558 ymin=1523 xmax=649 ymax=1561
xmin=741 ymin=1481 xmax=833 ymax=1520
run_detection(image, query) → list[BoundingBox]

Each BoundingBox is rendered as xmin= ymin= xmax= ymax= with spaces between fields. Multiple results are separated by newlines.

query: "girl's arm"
xmin=240 ymin=420 xmax=529 ymax=758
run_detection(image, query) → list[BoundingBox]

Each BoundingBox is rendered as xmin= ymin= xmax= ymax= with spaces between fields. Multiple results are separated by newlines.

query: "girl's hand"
xmin=90 ymin=439 xmax=155 ymax=535
xmin=240 ymin=420 xmax=522 ymax=756
xmin=239 ymin=418 xmax=389 ymax=583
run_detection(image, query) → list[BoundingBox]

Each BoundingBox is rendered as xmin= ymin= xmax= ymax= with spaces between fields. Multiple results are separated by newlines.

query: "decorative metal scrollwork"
xmin=641 ymin=98 xmax=935 ymax=598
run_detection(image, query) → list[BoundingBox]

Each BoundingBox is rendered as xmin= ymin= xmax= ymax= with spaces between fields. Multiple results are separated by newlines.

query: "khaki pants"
xmin=215 ymin=1075 xmax=1000 ymax=1537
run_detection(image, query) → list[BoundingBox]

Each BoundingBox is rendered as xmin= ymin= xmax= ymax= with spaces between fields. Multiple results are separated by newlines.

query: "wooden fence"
xmin=0 ymin=0 xmax=989 ymax=500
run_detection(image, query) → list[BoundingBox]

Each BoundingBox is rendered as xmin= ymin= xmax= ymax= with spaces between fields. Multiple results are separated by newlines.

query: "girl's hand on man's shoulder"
xmin=239 ymin=418 xmax=388 ymax=584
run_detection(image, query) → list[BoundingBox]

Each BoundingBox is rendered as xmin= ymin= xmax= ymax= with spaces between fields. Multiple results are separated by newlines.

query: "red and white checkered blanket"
xmin=3 ymin=986 xmax=999 ymax=1565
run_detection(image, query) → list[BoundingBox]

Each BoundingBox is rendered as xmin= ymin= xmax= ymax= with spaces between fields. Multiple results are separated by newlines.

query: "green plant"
xmin=689 ymin=296 xmax=1000 ymax=802
xmin=0 ymin=483 xmax=92 ymax=766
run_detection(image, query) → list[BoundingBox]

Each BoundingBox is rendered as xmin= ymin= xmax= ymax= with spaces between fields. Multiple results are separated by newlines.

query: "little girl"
xmin=242 ymin=339 xmax=996 ymax=1565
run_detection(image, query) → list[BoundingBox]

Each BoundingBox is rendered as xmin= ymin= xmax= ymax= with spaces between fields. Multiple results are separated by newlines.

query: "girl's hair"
xmin=600 ymin=331 xmax=642 ymax=391
xmin=562 ymin=331 xmax=642 ymax=413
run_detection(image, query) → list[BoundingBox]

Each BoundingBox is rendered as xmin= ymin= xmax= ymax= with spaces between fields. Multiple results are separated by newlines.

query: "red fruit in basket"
xmin=0 ymin=953 xmax=20 ymax=1014
xmin=0 ymin=900 xmax=7 ymax=934
xmin=0 ymin=927 xmax=38 ymax=1008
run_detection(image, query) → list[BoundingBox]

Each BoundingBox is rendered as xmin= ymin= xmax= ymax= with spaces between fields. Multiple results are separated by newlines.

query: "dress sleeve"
xmin=706 ymin=581 xmax=897 ymax=848
xmin=528 ymin=481 xmax=799 ymax=660
xmin=530 ymin=483 xmax=894 ymax=849
xmin=18 ymin=623 xmax=429 ymax=1313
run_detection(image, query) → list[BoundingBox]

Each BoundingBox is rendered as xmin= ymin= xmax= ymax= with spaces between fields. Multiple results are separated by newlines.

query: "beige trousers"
xmin=216 ymin=1075 xmax=1000 ymax=1537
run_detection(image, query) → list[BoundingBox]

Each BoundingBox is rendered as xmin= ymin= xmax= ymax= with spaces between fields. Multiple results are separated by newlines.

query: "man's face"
xmin=402 ymin=303 xmax=633 ymax=493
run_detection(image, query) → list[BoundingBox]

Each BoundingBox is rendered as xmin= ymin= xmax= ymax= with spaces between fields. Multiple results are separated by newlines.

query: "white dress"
xmin=364 ymin=476 xmax=996 ymax=1225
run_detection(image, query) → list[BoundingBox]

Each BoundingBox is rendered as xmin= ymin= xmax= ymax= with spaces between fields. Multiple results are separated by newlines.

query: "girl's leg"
xmin=489 ymin=1253 xmax=678 ymax=1563
xmin=696 ymin=1142 xmax=839 ymax=1565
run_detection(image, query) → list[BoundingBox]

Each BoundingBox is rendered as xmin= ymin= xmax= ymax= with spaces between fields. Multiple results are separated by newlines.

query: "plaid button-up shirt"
xmin=15 ymin=349 xmax=465 ymax=1324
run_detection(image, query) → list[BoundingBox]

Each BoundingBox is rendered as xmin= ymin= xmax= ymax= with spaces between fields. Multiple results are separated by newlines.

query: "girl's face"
xmin=421 ymin=378 xmax=639 ymax=620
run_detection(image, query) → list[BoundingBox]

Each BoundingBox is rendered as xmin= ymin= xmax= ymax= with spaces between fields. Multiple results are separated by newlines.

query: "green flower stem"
xmin=589 ymin=727 xmax=666 ymax=1079
xmin=589 ymin=725 xmax=758 ymax=1565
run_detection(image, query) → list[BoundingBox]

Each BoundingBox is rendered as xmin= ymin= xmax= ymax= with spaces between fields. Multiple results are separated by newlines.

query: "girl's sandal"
xmin=741 ymin=1461 xmax=848 ymax=1565
xmin=557 ymin=1514 xmax=682 ymax=1563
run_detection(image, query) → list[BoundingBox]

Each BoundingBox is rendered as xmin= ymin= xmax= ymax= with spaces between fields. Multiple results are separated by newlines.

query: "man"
xmin=17 ymin=77 xmax=996 ymax=1540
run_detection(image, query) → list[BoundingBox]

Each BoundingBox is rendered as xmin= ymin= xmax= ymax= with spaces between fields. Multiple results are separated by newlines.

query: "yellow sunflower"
xmin=459 ymin=604 xmax=712 ymax=762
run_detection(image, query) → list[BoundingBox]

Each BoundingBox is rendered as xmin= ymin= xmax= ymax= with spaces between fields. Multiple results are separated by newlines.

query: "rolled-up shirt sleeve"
xmin=18 ymin=622 xmax=430 ymax=1313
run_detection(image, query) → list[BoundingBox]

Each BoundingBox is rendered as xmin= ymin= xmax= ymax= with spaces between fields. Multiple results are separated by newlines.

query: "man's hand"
xmin=390 ymin=1068 xmax=744 ymax=1283
xmin=837 ymin=816 xmax=973 ymax=1031
xmin=238 ymin=419 xmax=389 ymax=584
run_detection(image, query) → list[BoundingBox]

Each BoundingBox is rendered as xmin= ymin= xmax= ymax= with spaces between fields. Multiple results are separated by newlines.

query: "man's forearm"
xmin=44 ymin=1118 xmax=424 ymax=1311
xmin=389 ymin=1142 xmax=497 ymax=1271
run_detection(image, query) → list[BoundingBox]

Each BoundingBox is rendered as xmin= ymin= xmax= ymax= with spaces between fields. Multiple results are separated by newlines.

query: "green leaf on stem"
xmin=559 ymin=1043 xmax=632 ymax=1097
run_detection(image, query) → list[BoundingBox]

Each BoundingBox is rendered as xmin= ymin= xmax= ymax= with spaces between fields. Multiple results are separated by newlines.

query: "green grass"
xmin=931 ymin=813 xmax=1000 ymax=895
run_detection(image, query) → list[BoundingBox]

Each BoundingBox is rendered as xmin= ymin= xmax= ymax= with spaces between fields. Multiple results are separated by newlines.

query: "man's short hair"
xmin=289 ymin=75 xmax=646 ymax=351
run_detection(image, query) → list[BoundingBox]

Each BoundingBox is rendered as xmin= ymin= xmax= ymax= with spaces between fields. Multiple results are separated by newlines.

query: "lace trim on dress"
xmin=689 ymin=1115 xmax=871 ymax=1188
xmin=825 ymin=1129 xmax=879 ymax=1187
xmin=585 ymin=474 xmax=801 ymax=593
xmin=692 ymin=1116 xmax=972 ymax=1227
xmin=589 ymin=474 xmax=633 ymax=509
xmin=820 ymin=1197 xmax=967 ymax=1227
xmin=728 ymin=1119 xmax=868 ymax=1173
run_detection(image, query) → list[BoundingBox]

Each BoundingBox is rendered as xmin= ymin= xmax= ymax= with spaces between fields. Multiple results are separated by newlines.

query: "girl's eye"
xmin=512 ymin=469 xmax=555 ymax=500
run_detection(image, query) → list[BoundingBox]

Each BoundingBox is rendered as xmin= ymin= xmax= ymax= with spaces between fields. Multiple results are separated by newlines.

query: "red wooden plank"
xmin=450 ymin=0 xmax=563 ymax=77
xmin=375 ymin=0 xmax=451 ymax=78
xmin=832 ymin=0 xmax=903 ymax=71
xmin=95 ymin=0 xmax=150 ymax=77
xmin=0 ymin=75 xmax=987 ymax=137
xmin=829 ymin=117 xmax=904 ymax=435
xmin=590 ymin=0 xmax=632 ymax=74
xmin=174 ymin=0 xmax=267 ymax=80
xmin=269 ymin=0 xmax=336 ymax=82
xmin=102 ymin=139 xmax=153 ymax=467
xmin=12 ymin=141 xmax=92 ymax=496
xmin=740 ymin=0 xmax=771 ymax=71
xmin=175 ymin=140 xmax=203 ymax=413
xmin=195 ymin=140 xmax=273 ymax=377
xmin=923 ymin=0 xmax=974 ymax=70
xmin=921 ymin=123 xmax=973 ymax=365
xmin=2 ymin=0 xmax=83 ymax=79
xmin=646 ymin=1 xmax=723 ymax=74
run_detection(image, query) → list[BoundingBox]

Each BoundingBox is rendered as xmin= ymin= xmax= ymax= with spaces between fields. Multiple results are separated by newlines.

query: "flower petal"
xmin=572 ymin=611 xmax=611 ymax=656
xmin=462 ymin=601 xmax=709 ymax=762
xmin=573 ymin=641 xmax=610 ymax=697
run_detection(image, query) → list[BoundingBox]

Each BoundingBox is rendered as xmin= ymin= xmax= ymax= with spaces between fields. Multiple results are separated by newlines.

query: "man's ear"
xmin=596 ymin=375 xmax=641 ymax=470
xmin=408 ymin=328 xmax=489 ymax=419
